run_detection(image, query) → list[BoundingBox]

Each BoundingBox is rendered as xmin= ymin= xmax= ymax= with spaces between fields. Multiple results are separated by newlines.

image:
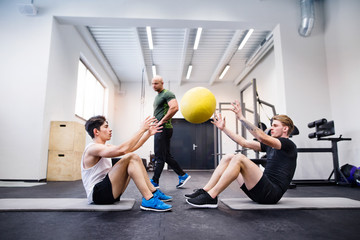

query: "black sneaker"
xmin=185 ymin=188 xmax=206 ymax=199
xmin=186 ymin=192 xmax=218 ymax=208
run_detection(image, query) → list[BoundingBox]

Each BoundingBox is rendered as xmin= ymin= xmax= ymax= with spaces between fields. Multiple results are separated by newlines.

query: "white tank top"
xmin=81 ymin=143 xmax=112 ymax=204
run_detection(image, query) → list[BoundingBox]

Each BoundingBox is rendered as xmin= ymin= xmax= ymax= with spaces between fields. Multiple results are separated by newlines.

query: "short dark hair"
xmin=85 ymin=115 xmax=107 ymax=139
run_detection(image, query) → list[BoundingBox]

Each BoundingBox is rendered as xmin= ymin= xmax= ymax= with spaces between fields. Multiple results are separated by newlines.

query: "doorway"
xmin=170 ymin=118 xmax=216 ymax=170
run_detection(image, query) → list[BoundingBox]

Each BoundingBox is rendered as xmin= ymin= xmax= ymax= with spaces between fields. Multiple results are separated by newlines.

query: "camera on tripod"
xmin=308 ymin=118 xmax=335 ymax=139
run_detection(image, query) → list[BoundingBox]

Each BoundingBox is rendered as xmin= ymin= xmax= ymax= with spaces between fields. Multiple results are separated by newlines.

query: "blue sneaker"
xmin=140 ymin=196 xmax=172 ymax=212
xmin=150 ymin=179 xmax=160 ymax=189
xmin=176 ymin=173 xmax=191 ymax=188
xmin=153 ymin=189 xmax=172 ymax=202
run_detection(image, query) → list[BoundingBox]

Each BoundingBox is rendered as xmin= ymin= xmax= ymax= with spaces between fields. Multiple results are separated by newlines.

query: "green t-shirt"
xmin=153 ymin=89 xmax=176 ymax=128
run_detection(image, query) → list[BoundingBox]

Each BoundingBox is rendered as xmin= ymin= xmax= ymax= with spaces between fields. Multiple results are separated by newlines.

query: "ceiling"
xmin=85 ymin=26 xmax=272 ymax=86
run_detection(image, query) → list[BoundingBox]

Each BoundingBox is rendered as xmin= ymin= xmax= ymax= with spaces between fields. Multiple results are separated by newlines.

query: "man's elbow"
xmin=170 ymin=106 xmax=179 ymax=114
xmin=255 ymin=132 xmax=272 ymax=145
xmin=117 ymin=146 xmax=130 ymax=156
xmin=255 ymin=135 xmax=267 ymax=144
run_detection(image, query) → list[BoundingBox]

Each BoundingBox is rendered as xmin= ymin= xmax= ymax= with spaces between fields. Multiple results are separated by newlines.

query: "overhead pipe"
xmin=298 ymin=0 xmax=315 ymax=37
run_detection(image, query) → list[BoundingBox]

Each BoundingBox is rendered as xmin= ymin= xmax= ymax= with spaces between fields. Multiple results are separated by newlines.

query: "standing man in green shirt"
xmin=151 ymin=75 xmax=191 ymax=188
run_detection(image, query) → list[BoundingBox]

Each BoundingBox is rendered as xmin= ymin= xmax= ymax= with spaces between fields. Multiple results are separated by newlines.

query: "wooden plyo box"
xmin=47 ymin=151 xmax=82 ymax=181
xmin=47 ymin=121 xmax=85 ymax=181
xmin=48 ymin=121 xmax=85 ymax=152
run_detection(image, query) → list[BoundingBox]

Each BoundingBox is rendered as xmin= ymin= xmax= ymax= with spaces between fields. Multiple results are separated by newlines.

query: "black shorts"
xmin=240 ymin=174 xmax=284 ymax=204
xmin=92 ymin=174 xmax=120 ymax=204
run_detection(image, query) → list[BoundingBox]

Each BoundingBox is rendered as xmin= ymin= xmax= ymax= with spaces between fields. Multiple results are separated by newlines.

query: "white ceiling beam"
xmin=178 ymin=28 xmax=190 ymax=86
xmin=134 ymin=27 xmax=151 ymax=85
xmin=208 ymin=30 xmax=243 ymax=85
xmin=234 ymin=32 xmax=274 ymax=86
xmin=76 ymin=26 xmax=121 ymax=88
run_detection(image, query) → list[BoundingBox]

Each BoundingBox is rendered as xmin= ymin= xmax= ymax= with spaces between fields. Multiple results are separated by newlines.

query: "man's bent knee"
xmin=116 ymin=152 xmax=140 ymax=165
xmin=221 ymin=153 xmax=235 ymax=164
xmin=127 ymin=153 xmax=144 ymax=165
xmin=231 ymin=154 xmax=249 ymax=166
xmin=123 ymin=152 xmax=140 ymax=160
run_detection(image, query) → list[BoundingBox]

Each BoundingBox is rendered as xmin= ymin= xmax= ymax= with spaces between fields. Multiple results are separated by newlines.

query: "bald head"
xmin=152 ymin=75 xmax=164 ymax=93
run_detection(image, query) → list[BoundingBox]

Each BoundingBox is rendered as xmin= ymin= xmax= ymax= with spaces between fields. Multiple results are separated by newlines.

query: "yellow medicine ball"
xmin=180 ymin=87 xmax=216 ymax=124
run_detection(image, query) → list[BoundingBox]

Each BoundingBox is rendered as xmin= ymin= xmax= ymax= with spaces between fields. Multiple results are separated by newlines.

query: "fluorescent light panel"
xmin=152 ymin=65 xmax=156 ymax=77
xmin=193 ymin=28 xmax=202 ymax=50
xmin=238 ymin=29 xmax=254 ymax=50
xmin=146 ymin=26 xmax=154 ymax=50
xmin=186 ymin=65 xmax=193 ymax=79
xmin=219 ymin=65 xmax=230 ymax=79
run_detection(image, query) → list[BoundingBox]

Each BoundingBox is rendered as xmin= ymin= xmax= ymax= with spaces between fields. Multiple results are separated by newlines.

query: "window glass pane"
xmin=94 ymin=80 xmax=105 ymax=116
xmin=75 ymin=62 xmax=86 ymax=117
xmin=75 ymin=60 xmax=106 ymax=120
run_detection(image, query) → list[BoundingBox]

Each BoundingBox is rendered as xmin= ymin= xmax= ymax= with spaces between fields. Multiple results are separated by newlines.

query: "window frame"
xmin=75 ymin=59 xmax=107 ymax=121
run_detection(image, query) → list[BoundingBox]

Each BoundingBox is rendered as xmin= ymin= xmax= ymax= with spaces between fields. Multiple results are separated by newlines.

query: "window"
xmin=75 ymin=60 xmax=106 ymax=120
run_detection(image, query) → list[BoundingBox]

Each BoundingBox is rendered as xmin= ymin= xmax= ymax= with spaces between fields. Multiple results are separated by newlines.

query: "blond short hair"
xmin=271 ymin=115 xmax=294 ymax=136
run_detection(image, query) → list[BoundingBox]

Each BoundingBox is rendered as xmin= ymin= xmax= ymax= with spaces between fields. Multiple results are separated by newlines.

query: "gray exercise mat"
xmin=221 ymin=197 xmax=360 ymax=210
xmin=0 ymin=181 xmax=46 ymax=187
xmin=0 ymin=198 xmax=135 ymax=211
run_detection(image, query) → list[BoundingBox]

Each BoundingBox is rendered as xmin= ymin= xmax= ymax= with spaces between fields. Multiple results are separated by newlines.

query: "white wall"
xmin=0 ymin=1 xmax=53 ymax=179
xmin=324 ymin=0 xmax=360 ymax=168
xmin=274 ymin=6 xmax=336 ymax=180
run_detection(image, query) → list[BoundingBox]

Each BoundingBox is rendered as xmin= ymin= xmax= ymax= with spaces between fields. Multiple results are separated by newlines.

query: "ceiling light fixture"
xmin=186 ymin=65 xmax=193 ymax=79
xmin=219 ymin=65 xmax=230 ymax=79
xmin=238 ymin=29 xmax=254 ymax=50
xmin=152 ymin=65 xmax=157 ymax=77
xmin=146 ymin=26 xmax=154 ymax=50
xmin=193 ymin=27 xmax=202 ymax=50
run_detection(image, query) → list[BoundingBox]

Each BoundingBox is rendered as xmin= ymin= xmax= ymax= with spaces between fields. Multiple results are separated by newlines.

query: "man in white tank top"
xmin=82 ymin=115 xmax=172 ymax=212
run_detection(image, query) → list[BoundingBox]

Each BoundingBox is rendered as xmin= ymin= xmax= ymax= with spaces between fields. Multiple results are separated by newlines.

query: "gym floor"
xmin=0 ymin=170 xmax=359 ymax=240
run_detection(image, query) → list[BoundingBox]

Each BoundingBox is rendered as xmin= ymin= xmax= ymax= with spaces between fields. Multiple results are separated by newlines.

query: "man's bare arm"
xmin=157 ymin=99 xmax=178 ymax=126
xmin=130 ymin=125 xmax=163 ymax=152
xmin=95 ymin=116 xmax=156 ymax=158
xmin=212 ymin=113 xmax=261 ymax=151
xmin=231 ymin=100 xmax=281 ymax=149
